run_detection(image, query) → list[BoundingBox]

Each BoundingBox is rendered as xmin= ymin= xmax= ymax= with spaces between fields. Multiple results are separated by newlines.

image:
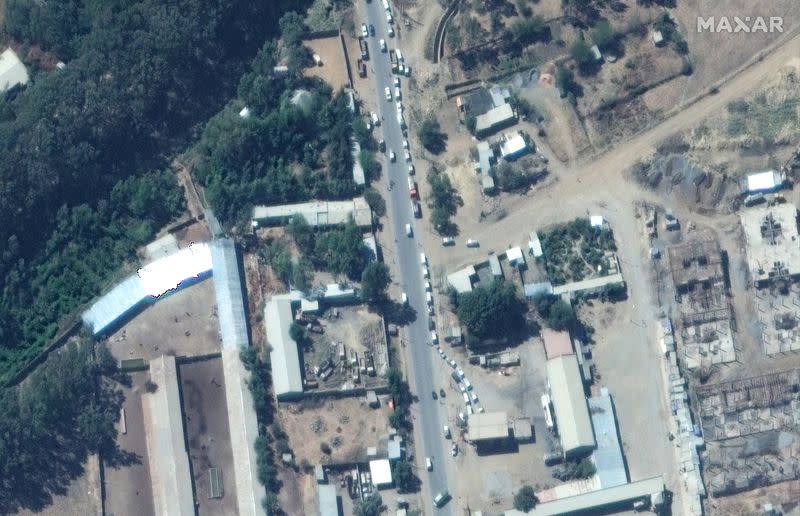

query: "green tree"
xmin=533 ymin=295 xmax=576 ymax=331
xmin=446 ymin=25 xmax=462 ymax=51
xmin=591 ymin=20 xmax=615 ymax=51
xmin=361 ymin=262 xmax=391 ymax=305
xmin=418 ymin=117 xmax=447 ymax=154
xmin=279 ymin=11 xmax=306 ymax=47
xmin=392 ymin=460 xmax=418 ymax=493
xmin=556 ymin=66 xmax=578 ymax=98
xmin=457 ymin=281 xmax=527 ymax=340
xmin=513 ymin=485 xmax=538 ymax=512
xmin=508 ymin=16 xmax=548 ymax=45
xmin=465 ymin=114 xmax=477 ymax=133
xmin=570 ymin=40 xmax=596 ymax=75
xmin=355 ymin=493 xmax=383 ymax=516
xmin=363 ymin=187 xmax=386 ymax=217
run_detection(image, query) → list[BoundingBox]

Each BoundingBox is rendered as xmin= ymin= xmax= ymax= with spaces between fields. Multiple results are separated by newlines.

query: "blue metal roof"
xmin=211 ymin=239 xmax=250 ymax=350
xmin=588 ymin=390 xmax=628 ymax=489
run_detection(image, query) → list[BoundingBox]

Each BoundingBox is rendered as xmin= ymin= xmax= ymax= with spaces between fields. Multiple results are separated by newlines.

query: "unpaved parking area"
xmin=305 ymin=36 xmax=350 ymax=91
xmin=279 ymin=396 xmax=390 ymax=466
xmin=179 ymin=357 xmax=237 ymax=515
xmin=104 ymin=371 xmax=155 ymax=516
xmin=16 ymin=456 xmax=102 ymax=516
xmin=107 ymin=279 xmax=221 ymax=362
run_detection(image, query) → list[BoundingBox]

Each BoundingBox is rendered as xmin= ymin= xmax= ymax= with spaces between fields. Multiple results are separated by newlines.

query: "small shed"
xmin=488 ymin=253 xmax=503 ymax=278
xmin=513 ymin=418 xmax=534 ymax=443
xmin=388 ymin=438 xmax=403 ymax=461
xmin=315 ymin=464 xmax=326 ymax=483
xmin=590 ymin=215 xmax=605 ymax=228
xmin=366 ymin=390 xmax=379 ymax=408
xmin=590 ymin=44 xmax=603 ymax=62
xmin=652 ymin=30 xmax=665 ymax=46
xmin=239 ymin=107 xmax=251 ymax=118
xmin=506 ymin=247 xmax=525 ymax=267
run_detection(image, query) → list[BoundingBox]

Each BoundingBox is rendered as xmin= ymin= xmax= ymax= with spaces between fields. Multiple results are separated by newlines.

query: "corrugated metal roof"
xmin=83 ymin=275 xmax=149 ymax=336
xmin=266 ymin=298 xmax=304 ymax=399
xmin=475 ymin=104 xmax=515 ymax=134
xmin=447 ymin=266 xmax=476 ymax=294
xmin=542 ymin=329 xmax=574 ymax=359
xmin=468 ymin=411 xmax=509 ymax=441
xmin=147 ymin=355 xmax=195 ymax=516
xmin=547 ymin=354 xmax=595 ymax=454
xmin=317 ymin=484 xmax=339 ymax=516
xmin=369 ymin=459 xmax=393 ymax=486
xmin=588 ymin=391 xmax=628 ymax=488
xmin=746 ymin=170 xmax=783 ymax=192
xmin=212 ymin=239 xmax=249 ymax=350
xmin=505 ymin=476 xmax=663 ymax=516
xmin=253 ymin=198 xmax=372 ymax=227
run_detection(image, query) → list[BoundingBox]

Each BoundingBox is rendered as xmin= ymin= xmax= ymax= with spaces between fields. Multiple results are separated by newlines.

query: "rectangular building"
xmin=547 ymin=354 xmax=595 ymax=458
xmin=468 ymin=411 xmax=510 ymax=442
xmin=252 ymin=198 xmax=372 ymax=228
xmin=317 ymin=484 xmax=341 ymax=516
xmin=542 ymin=329 xmax=574 ymax=360
xmin=144 ymin=355 xmax=195 ymax=516
xmin=266 ymin=298 xmax=304 ymax=400
xmin=475 ymin=104 xmax=516 ymax=137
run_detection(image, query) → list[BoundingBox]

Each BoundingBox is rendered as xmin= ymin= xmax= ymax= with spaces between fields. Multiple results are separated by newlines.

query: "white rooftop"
xmin=138 ymin=242 xmax=212 ymax=297
xmin=500 ymin=134 xmax=528 ymax=159
xmin=266 ymin=298 xmax=304 ymax=400
xmin=447 ymin=265 xmax=476 ymax=293
xmin=506 ymin=246 xmax=525 ymax=266
xmin=746 ymin=170 xmax=784 ymax=193
xmin=0 ymin=48 xmax=29 ymax=92
xmin=590 ymin=215 xmax=605 ymax=228
xmin=369 ymin=459 xmax=393 ymax=486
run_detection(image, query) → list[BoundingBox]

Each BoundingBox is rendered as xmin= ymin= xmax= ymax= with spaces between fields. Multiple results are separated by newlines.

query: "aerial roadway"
xmin=362 ymin=1 xmax=455 ymax=514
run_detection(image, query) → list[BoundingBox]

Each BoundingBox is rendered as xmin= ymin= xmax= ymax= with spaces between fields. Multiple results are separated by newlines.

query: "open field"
xmin=106 ymin=279 xmax=221 ymax=363
xmin=279 ymin=396 xmax=391 ymax=466
xmin=178 ymin=357 xmax=237 ymax=515
xmin=103 ymin=371 xmax=155 ymax=516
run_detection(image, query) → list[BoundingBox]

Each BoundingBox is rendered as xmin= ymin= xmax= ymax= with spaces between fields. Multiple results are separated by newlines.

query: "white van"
xmin=470 ymin=392 xmax=479 ymax=403
xmin=463 ymin=392 xmax=470 ymax=404
xmin=443 ymin=425 xmax=451 ymax=439
xmin=382 ymin=0 xmax=390 ymax=11
xmin=426 ymin=292 xmax=433 ymax=305
xmin=463 ymin=378 xmax=472 ymax=390
xmin=405 ymin=223 xmax=412 ymax=237
xmin=426 ymin=456 xmax=433 ymax=471
xmin=401 ymin=292 xmax=408 ymax=305
xmin=420 ymin=253 xmax=427 ymax=265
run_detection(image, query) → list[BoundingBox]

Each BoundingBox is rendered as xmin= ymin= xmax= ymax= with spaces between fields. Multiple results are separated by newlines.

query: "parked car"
xmin=404 ymin=150 xmax=411 ymax=162
xmin=442 ymin=237 xmax=455 ymax=246
xmin=407 ymin=164 xmax=415 ymax=175
xmin=394 ymin=87 xmax=401 ymax=100
xmin=405 ymin=223 xmax=412 ymax=237
xmin=430 ymin=331 xmax=438 ymax=344
xmin=389 ymin=150 xmax=396 ymax=162
xmin=431 ymin=390 xmax=438 ymax=400
xmin=361 ymin=23 xmax=369 ymax=38
xmin=368 ymin=24 xmax=375 ymax=36
xmin=387 ymin=25 xmax=394 ymax=37
xmin=451 ymin=443 xmax=458 ymax=456
xmin=420 ymin=253 xmax=427 ymax=265
xmin=443 ymin=425 xmax=451 ymax=439
xmin=394 ymin=77 xmax=400 ymax=88
xmin=378 ymin=139 xmax=386 ymax=152
xmin=439 ymin=388 xmax=446 ymax=398
xmin=371 ymin=112 xmax=379 ymax=125
xmin=426 ymin=457 xmax=433 ymax=471
xmin=386 ymin=12 xmax=393 ymax=23
xmin=402 ymin=138 xmax=409 ymax=149
xmin=384 ymin=87 xmax=392 ymax=100
xmin=466 ymin=239 xmax=479 ymax=248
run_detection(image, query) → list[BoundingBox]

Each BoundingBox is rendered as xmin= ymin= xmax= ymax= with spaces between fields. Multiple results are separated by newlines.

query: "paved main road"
xmin=362 ymin=2 xmax=455 ymax=514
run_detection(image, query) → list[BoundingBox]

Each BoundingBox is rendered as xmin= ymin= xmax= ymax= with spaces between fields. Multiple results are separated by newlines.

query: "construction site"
xmin=666 ymin=237 xmax=736 ymax=370
xmin=696 ymin=370 xmax=800 ymax=497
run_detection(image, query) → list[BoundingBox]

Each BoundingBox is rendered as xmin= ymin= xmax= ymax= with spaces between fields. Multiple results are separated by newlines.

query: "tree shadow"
xmin=379 ymin=301 xmax=417 ymax=325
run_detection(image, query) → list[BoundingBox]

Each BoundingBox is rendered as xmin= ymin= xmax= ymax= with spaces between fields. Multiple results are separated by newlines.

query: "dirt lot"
xmin=302 ymin=305 xmax=389 ymax=390
xmin=279 ymin=396 xmax=391 ymax=466
xmin=706 ymin=480 xmax=800 ymax=516
xmin=104 ymin=371 xmax=155 ymax=516
xmin=106 ymin=279 xmax=221 ymax=363
xmin=16 ymin=455 xmax=102 ymax=516
xmin=178 ymin=357 xmax=237 ymax=515
xmin=304 ymin=35 xmax=351 ymax=91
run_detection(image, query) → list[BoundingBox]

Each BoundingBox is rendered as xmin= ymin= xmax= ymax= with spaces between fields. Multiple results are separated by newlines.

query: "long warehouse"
xmin=546 ymin=354 xmax=596 ymax=458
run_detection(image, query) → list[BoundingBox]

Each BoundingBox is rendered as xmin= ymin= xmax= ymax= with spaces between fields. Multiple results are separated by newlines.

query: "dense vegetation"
xmin=286 ymin=216 xmax=370 ymax=281
xmin=454 ymin=281 xmax=527 ymax=341
xmin=532 ymin=294 xmax=577 ymax=332
xmin=0 ymin=0 xmax=307 ymax=383
xmin=386 ymin=367 xmax=413 ymax=432
xmin=0 ymin=341 xmax=122 ymax=513
xmin=360 ymin=262 xmax=391 ymax=305
xmin=418 ymin=117 xmax=447 ymax=154
xmin=240 ymin=347 xmax=283 ymax=513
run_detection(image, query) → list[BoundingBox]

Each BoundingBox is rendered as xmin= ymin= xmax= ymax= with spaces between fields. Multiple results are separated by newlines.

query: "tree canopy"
xmin=418 ymin=117 xmax=447 ymax=154
xmin=361 ymin=262 xmax=391 ymax=305
xmin=0 ymin=341 xmax=122 ymax=513
xmin=456 ymin=281 xmax=527 ymax=340
xmin=513 ymin=485 xmax=538 ymax=512
xmin=0 ymin=0 xmax=309 ymax=383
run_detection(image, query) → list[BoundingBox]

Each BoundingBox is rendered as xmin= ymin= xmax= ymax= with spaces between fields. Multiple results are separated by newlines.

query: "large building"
xmin=542 ymin=329 xmax=574 ymax=360
xmin=547 ymin=354 xmax=596 ymax=458
xmin=740 ymin=204 xmax=800 ymax=287
xmin=266 ymin=297 xmax=304 ymax=400
xmin=144 ymin=355 xmax=195 ymax=516
xmin=252 ymin=198 xmax=372 ymax=228
xmin=468 ymin=411 xmax=511 ymax=451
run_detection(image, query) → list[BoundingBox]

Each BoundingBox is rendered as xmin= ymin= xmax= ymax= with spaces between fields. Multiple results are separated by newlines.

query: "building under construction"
xmin=740 ymin=204 xmax=800 ymax=289
xmin=666 ymin=238 xmax=735 ymax=368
